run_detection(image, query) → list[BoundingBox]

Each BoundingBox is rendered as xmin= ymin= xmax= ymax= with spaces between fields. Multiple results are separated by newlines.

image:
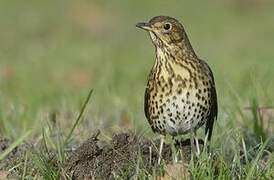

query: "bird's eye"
xmin=163 ymin=23 xmax=171 ymax=30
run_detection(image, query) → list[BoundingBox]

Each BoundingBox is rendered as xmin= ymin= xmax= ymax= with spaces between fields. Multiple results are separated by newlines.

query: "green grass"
xmin=0 ymin=0 xmax=274 ymax=179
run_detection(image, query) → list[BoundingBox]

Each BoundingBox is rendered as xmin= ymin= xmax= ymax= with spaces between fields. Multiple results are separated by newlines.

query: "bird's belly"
xmin=153 ymin=88 xmax=210 ymax=136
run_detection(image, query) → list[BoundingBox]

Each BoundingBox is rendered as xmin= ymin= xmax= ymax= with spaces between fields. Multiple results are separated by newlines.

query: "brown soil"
xmin=1 ymin=137 xmax=25 ymax=169
xmin=0 ymin=136 xmax=33 ymax=177
xmin=65 ymin=130 xmax=194 ymax=179
xmin=0 ymin=132 xmax=196 ymax=179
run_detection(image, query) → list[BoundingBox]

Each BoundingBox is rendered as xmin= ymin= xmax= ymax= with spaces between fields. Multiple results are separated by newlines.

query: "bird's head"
xmin=136 ymin=16 xmax=190 ymax=49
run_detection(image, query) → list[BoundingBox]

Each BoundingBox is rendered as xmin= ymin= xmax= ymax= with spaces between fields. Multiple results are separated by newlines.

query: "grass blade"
xmin=246 ymin=138 xmax=270 ymax=180
xmin=64 ymin=89 xmax=93 ymax=145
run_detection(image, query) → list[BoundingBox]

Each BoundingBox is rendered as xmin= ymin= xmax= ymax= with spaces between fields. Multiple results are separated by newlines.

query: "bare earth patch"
xmin=1 ymin=131 xmax=273 ymax=179
xmin=0 ymin=132 xmax=197 ymax=179
xmin=65 ymin=131 xmax=192 ymax=179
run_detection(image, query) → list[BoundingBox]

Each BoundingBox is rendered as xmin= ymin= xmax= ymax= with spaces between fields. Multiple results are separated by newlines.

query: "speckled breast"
xmin=145 ymin=62 xmax=212 ymax=136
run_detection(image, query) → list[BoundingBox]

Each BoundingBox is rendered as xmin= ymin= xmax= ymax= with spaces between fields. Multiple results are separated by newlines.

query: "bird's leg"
xmin=158 ymin=135 xmax=164 ymax=165
xmin=194 ymin=130 xmax=200 ymax=156
xmin=190 ymin=133 xmax=195 ymax=158
xmin=172 ymin=136 xmax=178 ymax=163
xmin=204 ymin=131 xmax=212 ymax=156
xmin=149 ymin=146 xmax=152 ymax=166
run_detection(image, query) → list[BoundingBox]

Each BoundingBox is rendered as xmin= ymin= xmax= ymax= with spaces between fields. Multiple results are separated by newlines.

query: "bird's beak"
xmin=136 ymin=22 xmax=152 ymax=31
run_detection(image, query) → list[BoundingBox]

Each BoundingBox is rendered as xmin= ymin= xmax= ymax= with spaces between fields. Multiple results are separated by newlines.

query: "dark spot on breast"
xmin=189 ymin=84 xmax=193 ymax=88
xmin=170 ymin=118 xmax=176 ymax=124
xmin=195 ymin=93 xmax=200 ymax=99
xmin=168 ymin=78 xmax=173 ymax=86
xmin=160 ymin=107 xmax=163 ymax=114
xmin=203 ymin=88 xmax=207 ymax=93
xmin=202 ymin=106 xmax=207 ymax=111
xmin=157 ymin=81 xmax=161 ymax=86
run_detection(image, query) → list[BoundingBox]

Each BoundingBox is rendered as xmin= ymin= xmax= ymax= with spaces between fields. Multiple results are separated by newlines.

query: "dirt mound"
xmin=0 ymin=132 xmax=194 ymax=179
xmin=65 ymin=131 xmax=193 ymax=179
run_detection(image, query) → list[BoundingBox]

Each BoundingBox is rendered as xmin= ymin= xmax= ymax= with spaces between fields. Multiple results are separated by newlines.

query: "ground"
xmin=1 ymin=131 xmax=194 ymax=179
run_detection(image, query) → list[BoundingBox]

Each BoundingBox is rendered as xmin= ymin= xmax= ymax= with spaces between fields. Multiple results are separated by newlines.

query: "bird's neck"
xmin=176 ymin=38 xmax=197 ymax=59
xmin=152 ymin=46 xmax=197 ymax=84
xmin=155 ymin=42 xmax=197 ymax=65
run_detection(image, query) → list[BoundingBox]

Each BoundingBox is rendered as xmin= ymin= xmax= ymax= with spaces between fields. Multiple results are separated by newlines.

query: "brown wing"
xmin=144 ymin=87 xmax=150 ymax=120
xmin=144 ymin=86 xmax=158 ymax=132
xmin=202 ymin=60 xmax=218 ymax=141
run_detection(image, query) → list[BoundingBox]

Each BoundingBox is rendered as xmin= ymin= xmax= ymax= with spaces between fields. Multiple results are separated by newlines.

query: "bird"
xmin=136 ymin=16 xmax=218 ymax=163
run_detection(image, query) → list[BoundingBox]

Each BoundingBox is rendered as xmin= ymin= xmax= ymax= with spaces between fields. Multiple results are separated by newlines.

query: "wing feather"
xmin=202 ymin=60 xmax=218 ymax=141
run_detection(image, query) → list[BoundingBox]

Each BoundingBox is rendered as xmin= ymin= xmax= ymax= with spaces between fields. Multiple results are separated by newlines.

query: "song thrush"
xmin=136 ymin=16 xmax=218 ymax=163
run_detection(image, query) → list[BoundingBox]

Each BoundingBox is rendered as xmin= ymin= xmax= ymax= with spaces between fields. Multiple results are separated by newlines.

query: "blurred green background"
xmin=1 ymin=0 xmax=274 ymax=140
